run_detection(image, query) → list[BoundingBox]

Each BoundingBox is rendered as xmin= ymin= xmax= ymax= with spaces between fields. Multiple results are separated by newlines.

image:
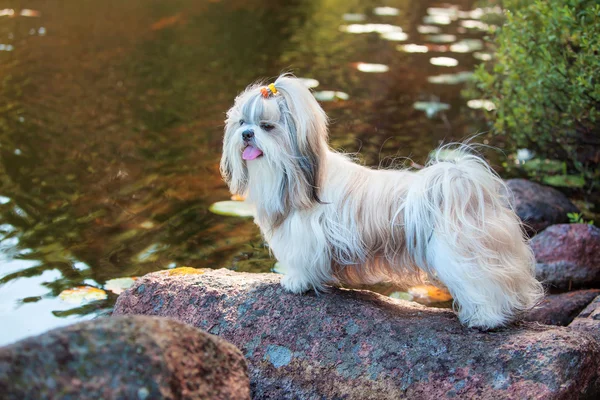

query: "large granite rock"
xmin=114 ymin=268 xmax=600 ymax=400
xmin=0 ymin=315 xmax=250 ymax=400
xmin=570 ymin=295 xmax=600 ymax=342
xmin=506 ymin=179 xmax=579 ymax=235
xmin=524 ymin=289 xmax=600 ymax=326
xmin=533 ymin=224 xmax=600 ymax=290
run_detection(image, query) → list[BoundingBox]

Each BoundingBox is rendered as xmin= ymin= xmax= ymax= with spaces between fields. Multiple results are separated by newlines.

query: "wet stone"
xmin=506 ymin=179 xmax=579 ymax=235
xmin=0 ymin=315 xmax=250 ymax=400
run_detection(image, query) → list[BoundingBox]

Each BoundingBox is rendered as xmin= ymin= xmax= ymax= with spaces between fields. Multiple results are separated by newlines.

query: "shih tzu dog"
xmin=220 ymin=74 xmax=543 ymax=329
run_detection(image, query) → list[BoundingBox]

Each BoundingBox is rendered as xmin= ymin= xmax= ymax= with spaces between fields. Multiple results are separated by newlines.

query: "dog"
xmin=220 ymin=74 xmax=543 ymax=329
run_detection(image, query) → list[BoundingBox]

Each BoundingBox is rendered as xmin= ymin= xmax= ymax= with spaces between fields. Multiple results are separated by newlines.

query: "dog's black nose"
xmin=242 ymin=130 xmax=254 ymax=140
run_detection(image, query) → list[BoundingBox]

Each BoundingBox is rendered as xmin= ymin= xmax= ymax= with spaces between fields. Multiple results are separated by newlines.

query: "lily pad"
xmin=374 ymin=7 xmax=400 ymax=16
xmin=340 ymin=24 xmax=402 ymax=34
xmin=449 ymin=39 xmax=483 ymax=53
xmin=342 ymin=13 xmax=366 ymax=22
xmin=413 ymin=101 xmax=450 ymax=118
xmin=429 ymin=57 xmax=458 ymax=67
xmin=417 ymin=25 xmax=441 ymax=34
xmin=355 ymin=63 xmax=389 ymax=73
xmin=313 ymin=91 xmax=350 ymax=101
xmin=380 ymin=31 xmax=408 ymax=41
xmin=423 ymin=15 xmax=451 ymax=25
xmin=298 ymin=78 xmax=319 ymax=89
xmin=58 ymin=286 xmax=108 ymax=305
xmin=397 ymin=44 xmax=428 ymax=53
xmin=271 ymin=262 xmax=288 ymax=275
xmin=473 ymin=52 xmax=492 ymax=61
xmin=467 ymin=99 xmax=496 ymax=111
xmin=104 ymin=277 xmax=137 ymax=295
xmin=427 ymin=71 xmax=473 ymax=84
xmin=209 ymin=201 xmax=255 ymax=217
xmin=389 ymin=291 xmax=414 ymax=301
xmin=425 ymin=34 xmax=456 ymax=43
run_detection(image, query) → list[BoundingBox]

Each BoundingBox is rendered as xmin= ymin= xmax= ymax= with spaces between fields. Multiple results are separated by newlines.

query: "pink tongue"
xmin=242 ymin=145 xmax=263 ymax=160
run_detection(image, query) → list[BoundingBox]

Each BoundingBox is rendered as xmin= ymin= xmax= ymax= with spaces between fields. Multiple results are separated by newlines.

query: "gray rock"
xmin=569 ymin=295 xmax=600 ymax=342
xmin=524 ymin=289 xmax=600 ymax=326
xmin=114 ymin=268 xmax=600 ymax=400
xmin=506 ymin=179 xmax=579 ymax=235
xmin=0 ymin=315 xmax=250 ymax=400
xmin=533 ymin=224 xmax=600 ymax=290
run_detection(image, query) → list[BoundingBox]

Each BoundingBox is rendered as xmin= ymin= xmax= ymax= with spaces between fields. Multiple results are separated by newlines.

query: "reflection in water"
xmin=0 ymin=0 xmax=491 ymax=345
xmin=430 ymin=56 xmax=459 ymax=67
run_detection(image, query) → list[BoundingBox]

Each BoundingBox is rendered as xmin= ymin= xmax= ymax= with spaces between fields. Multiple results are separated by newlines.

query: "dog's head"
xmin=220 ymin=74 xmax=328 ymax=222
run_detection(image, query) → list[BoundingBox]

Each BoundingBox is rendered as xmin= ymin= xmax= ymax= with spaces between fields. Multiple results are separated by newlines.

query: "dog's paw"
xmin=280 ymin=274 xmax=311 ymax=294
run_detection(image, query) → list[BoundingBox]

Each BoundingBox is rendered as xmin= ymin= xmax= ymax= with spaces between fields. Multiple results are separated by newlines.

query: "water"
xmin=0 ymin=0 xmax=492 ymax=345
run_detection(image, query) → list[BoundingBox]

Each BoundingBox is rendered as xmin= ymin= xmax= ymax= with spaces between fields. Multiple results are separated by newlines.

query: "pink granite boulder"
xmin=506 ymin=179 xmax=579 ymax=235
xmin=533 ymin=224 xmax=600 ymax=290
xmin=114 ymin=268 xmax=600 ymax=400
xmin=0 ymin=315 xmax=250 ymax=400
xmin=524 ymin=289 xmax=600 ymax=326
xmin=569 ymin=295 xmax=600 ymax=342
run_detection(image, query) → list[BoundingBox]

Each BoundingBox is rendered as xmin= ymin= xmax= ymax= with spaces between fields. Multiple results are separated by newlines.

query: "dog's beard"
xmin=220 ymin=77 xmax=329 ymax=228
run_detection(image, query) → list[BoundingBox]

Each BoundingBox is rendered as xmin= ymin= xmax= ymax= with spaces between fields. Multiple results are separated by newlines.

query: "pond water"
xmin=0 ymin=0 xmax=495 ymax=345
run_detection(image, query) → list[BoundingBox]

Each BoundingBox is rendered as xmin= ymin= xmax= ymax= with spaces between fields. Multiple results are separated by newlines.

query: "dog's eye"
xmin=260 ymin=122 xmax=275 ymax=131
xmin=239 ymin=119 xmax=245 ymax=126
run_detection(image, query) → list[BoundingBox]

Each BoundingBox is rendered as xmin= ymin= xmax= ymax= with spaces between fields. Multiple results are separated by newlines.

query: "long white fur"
xmin=221 ymin=74 xmax=544 ymax=329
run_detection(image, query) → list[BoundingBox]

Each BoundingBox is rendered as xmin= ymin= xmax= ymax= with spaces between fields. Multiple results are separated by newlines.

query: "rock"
xmin=569 ymin=295 xmax=600 ymax=342
xmin=533 ymin=224 xmax=600 ymax=290
xmin=524 ymin=289 xmax=600 ymax=326
xmin=506 ymin=179 xmax=579 ymax=235
xmin=114 ymin=268 xmax=600 ymax=399
xmin=0 ymin=315 xmax=250 ymax=400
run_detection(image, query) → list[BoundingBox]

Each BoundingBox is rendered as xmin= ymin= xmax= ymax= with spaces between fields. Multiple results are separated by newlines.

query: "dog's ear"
xmin=274 ymin=74 xmax=328 ymax=207
xmin=220 ymin=99 xmax=249 ymax=196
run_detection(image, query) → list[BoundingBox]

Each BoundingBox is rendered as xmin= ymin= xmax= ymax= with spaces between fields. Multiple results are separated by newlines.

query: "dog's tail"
xmin=402 ymin=144 xmax=543 ymax=328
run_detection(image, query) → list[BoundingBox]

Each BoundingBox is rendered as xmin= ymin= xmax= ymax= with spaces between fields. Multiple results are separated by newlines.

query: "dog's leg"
xmin=426 ymin=217 xmax=540 ymax=329
xmin=269 ymin=216 xmax=333 ymax=294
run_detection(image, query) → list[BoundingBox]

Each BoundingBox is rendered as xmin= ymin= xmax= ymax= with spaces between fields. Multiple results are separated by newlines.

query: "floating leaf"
xmin=397 ymin=44 xmax=428 ymax=53
xmin=59 ymin=286 xmax=107 ymax=305
xmin=418 ymin=25 xmax=441 ymax=34
xmin=423 ymin=15 xmax=451 ymax=25
xmin=342 ymin=13 xmax=366 ymax=22
xmin=104 ymin=277 xmax=137 ymax=295
xmin=467 ymin=99 xmax=496 ymax=111
xmin=313 ymin=91 xmax=350 ymax=102
xmin=340 ymin=24 xmax=402 ymax=34
xmin=449 ymin=39 xmax=483 ymax=53
xmin=272 ymin=262 xmax=287 ymax=275
xmin=373 ymin=7 xmax=400 ymax=16
xmin=428 ymin=71 xmax=473 ymax=84
xmin=389 ymin=291 xmax=413 ymax=301
xmin=473 ymin=52 xmax=492 ymax=61
xmin=429 ymin=57 xmax=458 ymax=67
xmin=355 ymin=63 xmax=389 ymax=73
xmin=209 ymin=201 xmax=255 ymax=217
xmin=413 ymin=101 xmax=450 ymax=118
xmin=425 ymin=34 xmax=456 ymax=43
xmin=380 ymin=31 xmax=408 ymax=41
xmin=298 ymin=78 xmax=319 ymax=88
xmin=460 ymin=20 xmax=489 ymax=30
xmin=407 ymin=285 xmax=452 ymax=304
xmin=166 ymin=267 xmax=207 ymax=276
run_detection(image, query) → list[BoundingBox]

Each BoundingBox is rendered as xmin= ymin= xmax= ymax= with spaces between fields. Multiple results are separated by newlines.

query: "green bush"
xmin=472 ymin=0 xmax=600 ymax=186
